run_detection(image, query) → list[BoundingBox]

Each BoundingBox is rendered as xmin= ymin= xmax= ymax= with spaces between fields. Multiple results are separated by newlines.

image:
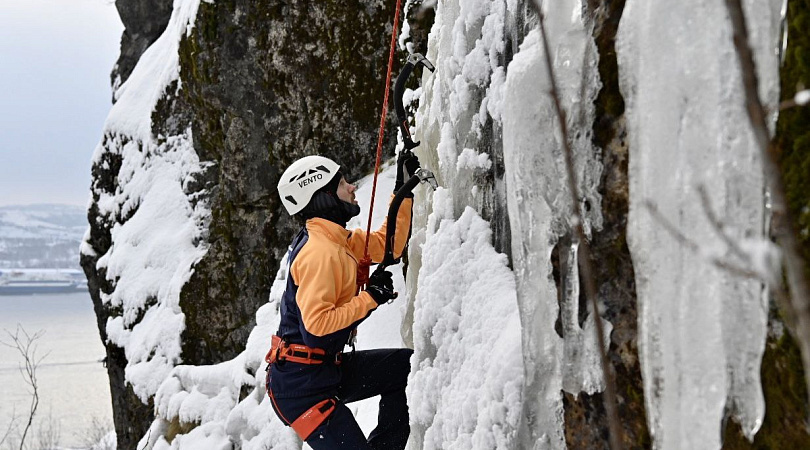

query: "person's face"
xmin=336 ymin=176 xmax=358 ymax=205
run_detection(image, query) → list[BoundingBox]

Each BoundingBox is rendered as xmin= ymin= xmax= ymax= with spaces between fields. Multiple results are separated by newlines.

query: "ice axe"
xmin=394 ymin=53 xmax=435 ymax=151
xmin=392 ymin=52 xmax=437 ymax=193
xmin=373 ymin=53 xmax=437 ymax=282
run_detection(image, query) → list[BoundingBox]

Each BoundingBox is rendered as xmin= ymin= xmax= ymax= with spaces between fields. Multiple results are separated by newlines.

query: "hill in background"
xmin=0 ymin=204 xmax=86 ymax=269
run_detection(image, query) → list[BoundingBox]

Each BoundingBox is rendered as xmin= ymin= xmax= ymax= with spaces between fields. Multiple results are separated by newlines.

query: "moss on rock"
xmin=775 ymin=0 xmax=810 ymax=284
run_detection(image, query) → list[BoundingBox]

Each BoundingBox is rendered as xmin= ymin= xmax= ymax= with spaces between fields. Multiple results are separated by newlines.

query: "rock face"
xmin=111 ymin=0 xmax=173 ymax=91
xmin=175 ymin=0 xmax=407 ymax=367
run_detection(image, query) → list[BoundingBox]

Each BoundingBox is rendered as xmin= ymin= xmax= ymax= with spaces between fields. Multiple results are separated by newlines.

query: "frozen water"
xmin=88 ymin=0 xmax=789 ymax=446
xmin=617 ymin=0 xmax=781 ymax=446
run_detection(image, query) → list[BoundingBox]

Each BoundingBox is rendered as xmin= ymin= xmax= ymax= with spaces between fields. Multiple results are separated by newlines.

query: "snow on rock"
xmin=83 ymin=0 xmax=210 ymax=403
xmin=138 ymin=255 xmax=299 ymax=450
xmin=617 ymin=0 xmax=781 ymax=446
xmin=105 ymin=0 xmax=202 ymax=141
xmin=408 ymin=199 xmax=523 ymax=449
xmin=456 ymin=148 xmax=492 ymax=171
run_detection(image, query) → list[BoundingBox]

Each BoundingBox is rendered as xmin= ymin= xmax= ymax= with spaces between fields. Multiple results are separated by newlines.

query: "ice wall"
xmin=500 ymin=4 xmax=605 ymax=446
xmin=617 ymin=0 xmax=781 ymax=447
xmin=409 ymin=0 xmax=606 ymax=447
xmin=404 ymin=0 xmax=530 ymax=447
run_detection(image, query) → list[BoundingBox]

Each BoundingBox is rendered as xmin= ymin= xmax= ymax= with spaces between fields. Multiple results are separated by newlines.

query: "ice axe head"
xmin=407 ymin=53 xmax=435 ymax=73
xmin=416 ymin=168 xmax=438 ymax=190
xmin=395 ymin=53 xmax=436 ymax=151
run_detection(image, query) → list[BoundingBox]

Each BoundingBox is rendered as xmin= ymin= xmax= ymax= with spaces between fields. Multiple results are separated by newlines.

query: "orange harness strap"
xmin=265 ymin=335 xmax=342 ymax=366
xmin=267 ymin=385 xmax=337 ymax=441
xmin=290 ymin=398 xmax=337 ymax=441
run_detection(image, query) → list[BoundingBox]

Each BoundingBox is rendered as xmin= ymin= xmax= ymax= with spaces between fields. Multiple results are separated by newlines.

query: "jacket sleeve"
xmin=292 ymin=245 xmax=378 ymax=337
xmin=349 ymin=196 xmax=413 ymax=263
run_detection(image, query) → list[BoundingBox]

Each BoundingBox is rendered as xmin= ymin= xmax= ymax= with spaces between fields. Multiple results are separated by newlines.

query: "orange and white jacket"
xmin=277 ymin=196 xmax=413 ymax=355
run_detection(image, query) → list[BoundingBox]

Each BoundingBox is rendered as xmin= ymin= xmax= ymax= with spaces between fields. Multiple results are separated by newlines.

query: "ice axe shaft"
xmin=373 ymin=54 xmax=438 ymax=280
xmin=394 ymin=53 xmax=435 ymax=151
xmin=373 ymin=168 xmax=437 ymax=278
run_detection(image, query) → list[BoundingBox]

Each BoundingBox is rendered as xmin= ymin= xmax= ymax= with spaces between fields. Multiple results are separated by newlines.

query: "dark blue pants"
xmin=269 ymin=348 xmax=412 ymax=450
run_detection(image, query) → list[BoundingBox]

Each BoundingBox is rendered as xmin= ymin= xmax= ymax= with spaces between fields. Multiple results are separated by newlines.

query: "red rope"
xmin=357 ymin=0 xmax=403 ymax=293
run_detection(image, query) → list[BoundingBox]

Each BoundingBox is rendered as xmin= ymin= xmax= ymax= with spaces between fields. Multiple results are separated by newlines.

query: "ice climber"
xmin=266 ymin=152 xmax=420 ymax=449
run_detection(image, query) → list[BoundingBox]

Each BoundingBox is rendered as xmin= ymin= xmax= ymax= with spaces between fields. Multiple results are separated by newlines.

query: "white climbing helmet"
xmin=277 ymin=155 xmax=341 ymax=215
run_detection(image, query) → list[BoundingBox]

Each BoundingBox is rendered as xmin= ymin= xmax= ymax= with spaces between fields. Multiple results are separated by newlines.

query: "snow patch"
xmin=409 ymin=206 xmax=522 ymax=449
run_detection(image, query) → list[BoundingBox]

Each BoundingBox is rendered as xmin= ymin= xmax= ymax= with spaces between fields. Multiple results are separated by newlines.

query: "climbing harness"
xmin=265 ymin=336 xmax=340 ymax=440
xmin=265 ymin=335 xmax=343 ymax=366
xmin=264 ymin=336 xmax=340 ymax=440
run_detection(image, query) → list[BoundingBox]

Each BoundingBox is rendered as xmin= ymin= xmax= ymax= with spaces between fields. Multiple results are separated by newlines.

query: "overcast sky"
xmin=0 ymin=0 xmax=124 ymax=207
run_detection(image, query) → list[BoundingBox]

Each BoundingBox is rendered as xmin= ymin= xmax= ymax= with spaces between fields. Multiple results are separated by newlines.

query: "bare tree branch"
xmin=1 ymin=326 xmax=47 ymax=450
xmin=723 ymin=0 xmax=810 ymax=409
xmin=645 ymin=200 xmax=768 ymax=281
xmin=0 ymin=406 xmax=18 ymax=448
xmin=529 ymin=1 xmax=623 ymax=448
xmin=778 ymin=89 xmax=810 ymax=111
xmin=696 ymin=185 xmax=751 ymax=264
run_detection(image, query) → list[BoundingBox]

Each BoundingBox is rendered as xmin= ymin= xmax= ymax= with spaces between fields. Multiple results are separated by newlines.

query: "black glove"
xmin=395 ymin=151 xmax=421 ymax=193
xmin=365 ymin=269 xmax=397 ymax=305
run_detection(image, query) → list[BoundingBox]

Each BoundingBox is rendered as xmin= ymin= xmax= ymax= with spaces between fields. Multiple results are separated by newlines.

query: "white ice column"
xmin=617 ymin=0 xmax=780 ymax=447
xmin=502 ymin=0 xmax=603 ymax=447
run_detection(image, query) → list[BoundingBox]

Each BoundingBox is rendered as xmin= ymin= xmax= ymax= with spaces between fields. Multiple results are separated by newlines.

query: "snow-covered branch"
xmin=779 ymin=89 xmax=810 ymax=110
